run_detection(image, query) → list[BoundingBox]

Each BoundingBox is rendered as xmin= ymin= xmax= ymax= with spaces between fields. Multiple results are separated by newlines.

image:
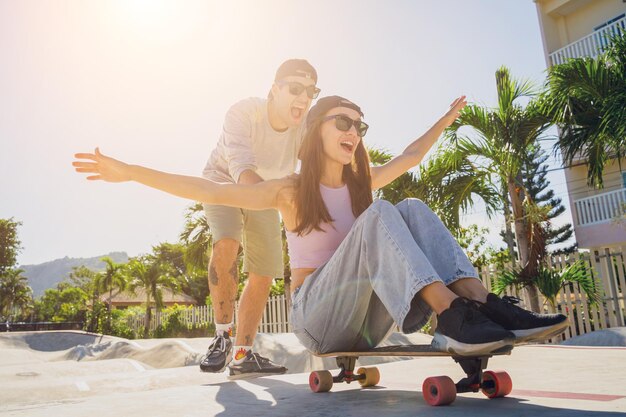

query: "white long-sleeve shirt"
xmin=202 ymin=97 xmax=304 ymax=183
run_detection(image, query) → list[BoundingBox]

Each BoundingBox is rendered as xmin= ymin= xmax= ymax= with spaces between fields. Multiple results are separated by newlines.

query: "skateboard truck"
xmin=333 ymin=357 xmax=364 ymax=384
xmin=453 ymin=355 xmax=489 ymax=393
xmin=309 ymin=356 xmax=380 ymax=393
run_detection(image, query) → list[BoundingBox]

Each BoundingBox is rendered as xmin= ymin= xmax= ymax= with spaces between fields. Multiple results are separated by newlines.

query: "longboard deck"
xmin=309 ymin=344 xmax=514 ymax=403
xmin=315 ymin=344 xmax=513 ymax=358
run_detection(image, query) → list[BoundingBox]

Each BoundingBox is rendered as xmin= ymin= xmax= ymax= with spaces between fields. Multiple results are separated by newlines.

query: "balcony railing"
xmin=574 ymin=188 xmax=626 ymax=227
xmin=549 ymin=16 xmax=626 ymax=66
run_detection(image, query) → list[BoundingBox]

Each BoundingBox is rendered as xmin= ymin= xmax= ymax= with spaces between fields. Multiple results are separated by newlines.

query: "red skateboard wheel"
xmin=422 ymin=375 xmax=457 ymax=406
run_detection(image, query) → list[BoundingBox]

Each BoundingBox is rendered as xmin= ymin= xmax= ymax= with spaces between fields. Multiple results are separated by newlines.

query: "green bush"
xmin=153 ymin=304 xmax=215 ymax=339
xmin=109 ymin=309 xmax=138 ymax=339
xmin=104 ymin=306 xmax=145 ymax=339
xmin=103 ymin=304 xmax=216 ymax=339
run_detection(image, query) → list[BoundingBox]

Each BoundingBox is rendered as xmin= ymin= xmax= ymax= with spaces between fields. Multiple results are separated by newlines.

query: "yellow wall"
xmin=535 ymin=0 xmax=626 ymax=53
xmin=565 ymin=157 xmax=626 ymax=202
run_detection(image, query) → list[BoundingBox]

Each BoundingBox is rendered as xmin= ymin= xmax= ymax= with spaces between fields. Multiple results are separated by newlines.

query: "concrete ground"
xmin=1 ymin=330 xmax=625 ymax=417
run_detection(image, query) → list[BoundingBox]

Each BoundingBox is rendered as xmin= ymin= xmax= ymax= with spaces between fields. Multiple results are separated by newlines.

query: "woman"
xmin=73 ymin=95 xmax=567 ymax=356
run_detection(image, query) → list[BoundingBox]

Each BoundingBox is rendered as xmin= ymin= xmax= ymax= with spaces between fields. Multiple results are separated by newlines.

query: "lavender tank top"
xmin=285 ymin=184 xmax=356 ymax=269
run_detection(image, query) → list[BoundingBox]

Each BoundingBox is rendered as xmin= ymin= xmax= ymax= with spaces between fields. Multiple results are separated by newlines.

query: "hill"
xmin=20 ymin=252 xmax=129 ymax=297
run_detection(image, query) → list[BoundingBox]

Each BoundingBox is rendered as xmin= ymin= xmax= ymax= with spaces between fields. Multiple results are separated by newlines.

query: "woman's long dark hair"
xmin=293 ymin=117 xmax=373 ymax=235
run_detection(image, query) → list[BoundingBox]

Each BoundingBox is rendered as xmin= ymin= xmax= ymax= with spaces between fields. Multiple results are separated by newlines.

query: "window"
xmin=593 ymin=13 xmax=625 ymax=51
xmin=593 ymin=13 xmax=625 ymax=31
xmin=622 ymin=171 xmax=626 ymax=188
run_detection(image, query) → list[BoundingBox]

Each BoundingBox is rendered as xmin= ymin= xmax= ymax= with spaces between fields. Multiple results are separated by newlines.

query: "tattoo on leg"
xmin=245 ymin=335 xmax=252 ymax=346
xmin=229 ymin=260 xmax=238 ymax=284
xmin=209 ymin=264 xmax=219 ymax=286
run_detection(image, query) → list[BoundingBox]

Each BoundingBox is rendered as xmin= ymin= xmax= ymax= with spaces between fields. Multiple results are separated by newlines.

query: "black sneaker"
xmin=432 ymin=297 xmax=515 ymax=356
xmin=478 ymin=293 xmax=568 ymax=343
xmin=199 ymin=333 xmax=233 ymax=373
xmin=227 ymin=351 xmax=287 ymax=380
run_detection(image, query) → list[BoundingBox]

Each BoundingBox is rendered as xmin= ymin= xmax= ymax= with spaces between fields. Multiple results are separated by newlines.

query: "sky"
xmin=0 ymin=0 xmax=573 ymax=266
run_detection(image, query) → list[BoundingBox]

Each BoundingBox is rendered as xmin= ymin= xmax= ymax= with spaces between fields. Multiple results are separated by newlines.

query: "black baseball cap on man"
xmin=306 ymin=95 xmax=364 ymax=129
xmin=268 ymin=59 xmax=318 ymax=100
xmin=275 ymin=59 xmax=317 ymax=83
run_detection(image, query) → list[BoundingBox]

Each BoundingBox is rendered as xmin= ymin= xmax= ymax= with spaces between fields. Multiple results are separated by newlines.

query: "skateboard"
xmin=309 ymin=344 xmax=513 ymax=406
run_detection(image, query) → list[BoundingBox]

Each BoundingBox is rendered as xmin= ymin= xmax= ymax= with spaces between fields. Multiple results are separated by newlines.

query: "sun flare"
xmin=114 ymin=0 xmax=210 ymax=43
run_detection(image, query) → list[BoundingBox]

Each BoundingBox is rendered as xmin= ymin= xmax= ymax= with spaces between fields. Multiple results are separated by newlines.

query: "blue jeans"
xmin=290 ymin=198 xmax=479 ymax=354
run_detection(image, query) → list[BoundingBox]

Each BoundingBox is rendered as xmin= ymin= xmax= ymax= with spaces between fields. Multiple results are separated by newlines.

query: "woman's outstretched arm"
xmin=370 ymin=95 xmax=466 ymax=189
xmin=72 ymin=148 xmax=282 ymax=211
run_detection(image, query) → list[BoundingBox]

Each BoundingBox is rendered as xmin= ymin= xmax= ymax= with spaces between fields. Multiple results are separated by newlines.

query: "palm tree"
xmin=69 ymin=265 xmax=103 ymax=332
xmin=179 ymin=202 xmax=212 ymax=272
xmin=0 ymin=268 xmax=33 ymax=320
xmin=494 ymin=260 xmax=600 ymax=309
xmin=441 ymin=67 xmax=552 ymax=312
xmin=124 ymin=256 xmax=178 ymax=338
xmin=151 ymin=242 xmax=208 ymax=305
xmin=368 ymin=148 xmax=501 ymax=236
xmin=542 ymin=33 xmax=626 ymax=187
xmin=99 ymin=257 xmax=127 ymax=332
xmin=0 ymin=218 xmax=22 ymax=275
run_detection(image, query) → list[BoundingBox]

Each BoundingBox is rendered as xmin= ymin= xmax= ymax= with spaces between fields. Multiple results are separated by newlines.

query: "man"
xmin=200 ymin=59 xmax=319 ymax=378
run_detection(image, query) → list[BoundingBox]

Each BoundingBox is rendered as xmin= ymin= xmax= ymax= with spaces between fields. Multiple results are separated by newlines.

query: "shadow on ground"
xmin=208 ymin=376 xmax=626 ymax=417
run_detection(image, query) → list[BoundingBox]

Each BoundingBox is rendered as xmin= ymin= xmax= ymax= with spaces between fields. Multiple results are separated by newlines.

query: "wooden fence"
xmin=127 ymin=294 xmax=292 ymax=334
xmin=476 ymin=247 xmax=626 ymax=343
xmin=128 ymin=247 xmax=626 ymax=342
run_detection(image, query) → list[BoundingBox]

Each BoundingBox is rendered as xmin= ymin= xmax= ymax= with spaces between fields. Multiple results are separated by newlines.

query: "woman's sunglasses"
xmin=276 ymin=81 xmax=321 ymax=99
xmin=323 ymin=114 xmax=369 ymax=137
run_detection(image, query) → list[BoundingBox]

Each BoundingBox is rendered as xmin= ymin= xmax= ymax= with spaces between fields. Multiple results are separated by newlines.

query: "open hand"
xmin=442 ymin=95 xmax=467 ymax=126
xmin=72 ymin=148 xmax=131 ymax=182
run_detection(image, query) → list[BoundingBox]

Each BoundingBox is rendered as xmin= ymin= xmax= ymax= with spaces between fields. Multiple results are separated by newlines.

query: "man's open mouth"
xmin=291 ymin=106 xmax=304 ymax=119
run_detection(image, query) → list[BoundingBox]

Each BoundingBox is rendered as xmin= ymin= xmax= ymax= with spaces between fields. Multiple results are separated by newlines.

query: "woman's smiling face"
xmin=320 ymin=106 xmax=363 ymax=166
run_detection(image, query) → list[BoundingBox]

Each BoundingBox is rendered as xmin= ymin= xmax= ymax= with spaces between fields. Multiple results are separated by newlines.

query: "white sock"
xmin=232 ymin=346 xmax=252 ymax=364
xmin=215 ymin=322 xmax=233 ymax=338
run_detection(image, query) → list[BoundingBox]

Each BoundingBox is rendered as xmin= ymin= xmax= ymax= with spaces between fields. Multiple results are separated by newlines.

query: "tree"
xmin=68 ymin=265 xmax=104 ymax=332
xmin=124 ymin=255 xmax=178 ymax=338
xmin=456 ymin=225 xmax=491 ymax=268
xmin=0 ymin=268 xmax=32 ymax=320
xmin=179 ymin=202 xmax=212 ymax=272
xmin=521 ymin=145 xmax=576 ymax=253
xmin=368 ymin=148 xmax=501 ymax=236
xmin=442 ymin=67 xmax=552 ymax=312
xmin=151 ymin=242 xmax=208 ymax=305
xmin=34 ymin=284 xmax=88 ymax=323
xmin=99 ymin=257 xmax=127 ymax=332
xmin=543 ymin=33 xmax=626 ymax=187
xmin=0 ymin=218 xmax=33 ymax=321
xmin=0 ymin=218 xmax=22 ymax=275
xmin=494 ymin=260 xmax=599 ymax=309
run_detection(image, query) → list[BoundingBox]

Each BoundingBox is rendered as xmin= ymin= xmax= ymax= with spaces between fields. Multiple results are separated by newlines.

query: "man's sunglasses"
xmin=323 ymin=114 xmax=369 ymax=137
xmin=276 ymin=81 xmax=321 ymax=99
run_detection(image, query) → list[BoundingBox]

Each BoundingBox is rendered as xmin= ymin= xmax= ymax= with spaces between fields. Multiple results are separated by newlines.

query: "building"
xmin=534 ymin=0 xmax=626 ymax=252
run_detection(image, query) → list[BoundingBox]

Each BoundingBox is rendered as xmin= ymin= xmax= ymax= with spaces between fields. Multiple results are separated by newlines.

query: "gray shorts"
xmin=203 ymin=204 xmax=284 ymax=278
